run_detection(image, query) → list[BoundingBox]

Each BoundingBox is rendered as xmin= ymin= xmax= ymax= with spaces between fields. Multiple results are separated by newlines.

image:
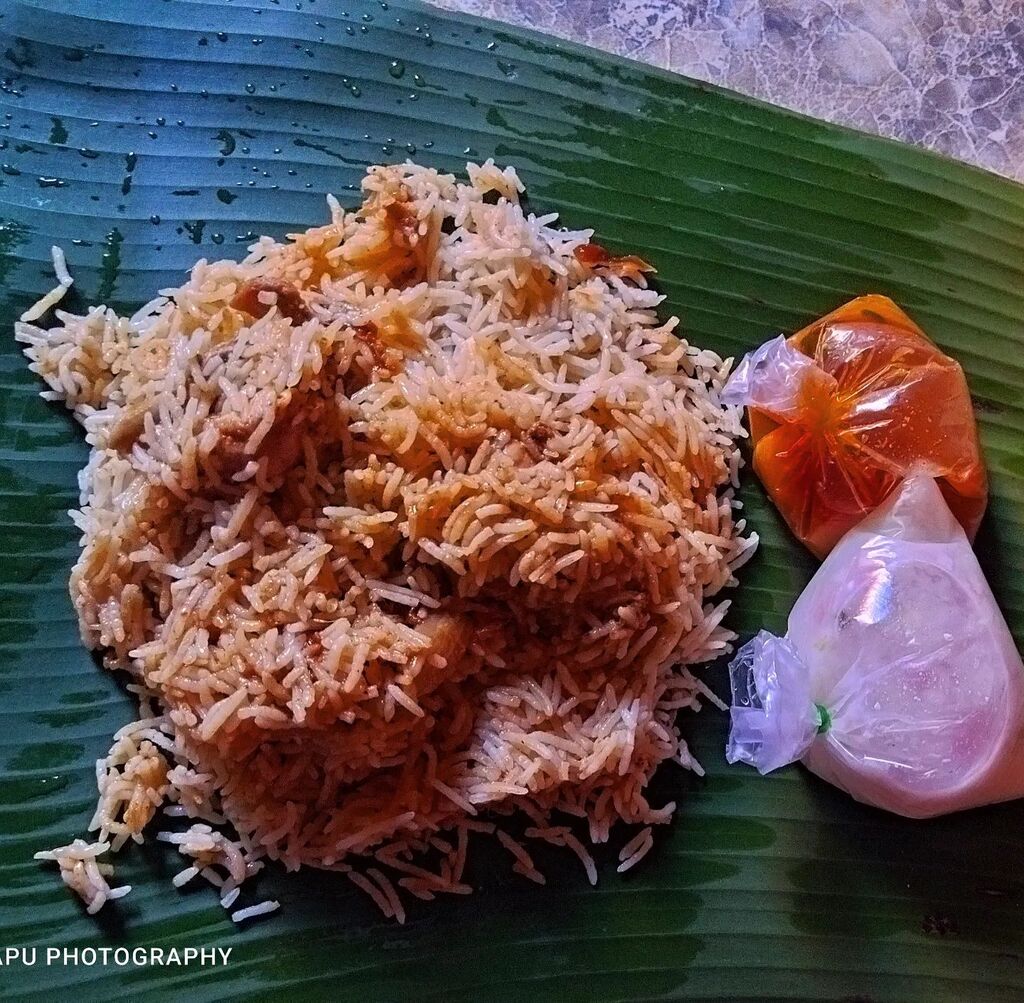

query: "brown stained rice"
xmin=21 ymin=160 xmax=755 ymax=921
xmin=33 ymin=839 xmax=131 ymax=914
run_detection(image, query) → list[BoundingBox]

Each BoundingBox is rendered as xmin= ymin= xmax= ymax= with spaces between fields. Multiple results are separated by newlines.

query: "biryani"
xmin=19 ymin=161 xmax=754 ymax=922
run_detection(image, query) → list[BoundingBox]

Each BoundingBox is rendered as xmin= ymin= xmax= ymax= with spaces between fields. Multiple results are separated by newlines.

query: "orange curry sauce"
xmin=748 ymin=295 xmax=987 ymax=557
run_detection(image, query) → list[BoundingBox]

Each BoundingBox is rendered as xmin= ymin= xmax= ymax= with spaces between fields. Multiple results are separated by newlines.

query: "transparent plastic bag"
xmin=726 ymin=475 xmax=1024 ymax=818
xmin=723 ymin=295 xmax=987 ymax=558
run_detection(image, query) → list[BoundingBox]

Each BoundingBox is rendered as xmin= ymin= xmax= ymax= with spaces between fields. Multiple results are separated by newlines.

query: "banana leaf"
xmin=1 ymin=1 xmax=1023 ymax=999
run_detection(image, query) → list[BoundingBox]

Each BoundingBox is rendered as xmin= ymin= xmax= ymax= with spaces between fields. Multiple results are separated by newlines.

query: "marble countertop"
xmin=431 ymin=0 xmax=1024 ymax=182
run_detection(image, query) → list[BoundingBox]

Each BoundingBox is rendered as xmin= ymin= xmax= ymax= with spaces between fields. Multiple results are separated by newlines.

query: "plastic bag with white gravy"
xmin=726 ymin=475 xmax=1024 ymax=818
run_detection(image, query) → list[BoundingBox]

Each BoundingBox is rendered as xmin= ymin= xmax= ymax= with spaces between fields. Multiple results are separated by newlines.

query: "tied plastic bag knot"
xmin=722 ymin=335 xmax=835 ymax=420
xmin=726 ymin=630 xmax=821 ymax=774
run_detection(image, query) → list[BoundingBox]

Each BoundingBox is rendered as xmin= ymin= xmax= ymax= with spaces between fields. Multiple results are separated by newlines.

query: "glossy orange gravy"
xmin=749 ymin=295 xmax=987 ymax=557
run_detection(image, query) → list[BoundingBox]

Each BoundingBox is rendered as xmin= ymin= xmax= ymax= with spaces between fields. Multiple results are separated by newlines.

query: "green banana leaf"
xmin=2 ymin=1 xmax=1024 ymax=999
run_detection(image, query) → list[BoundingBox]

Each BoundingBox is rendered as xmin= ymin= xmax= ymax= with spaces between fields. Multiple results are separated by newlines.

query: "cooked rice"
xmin=34 ymin=839 xmax=131 ymax=914
xmin=230 ymin=900 xmax=280 ymax=923
xmin=19 ymin=160 xmax=754 ymax=920
xmin=617 ymin=825 xmax=655 ymax=872
xmin=20 ymin=246 xmax=73 ymax=323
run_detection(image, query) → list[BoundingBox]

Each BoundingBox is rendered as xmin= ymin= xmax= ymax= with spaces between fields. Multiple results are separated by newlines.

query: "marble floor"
xmin=431 ymin=0 xmax=1024 ymax=180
